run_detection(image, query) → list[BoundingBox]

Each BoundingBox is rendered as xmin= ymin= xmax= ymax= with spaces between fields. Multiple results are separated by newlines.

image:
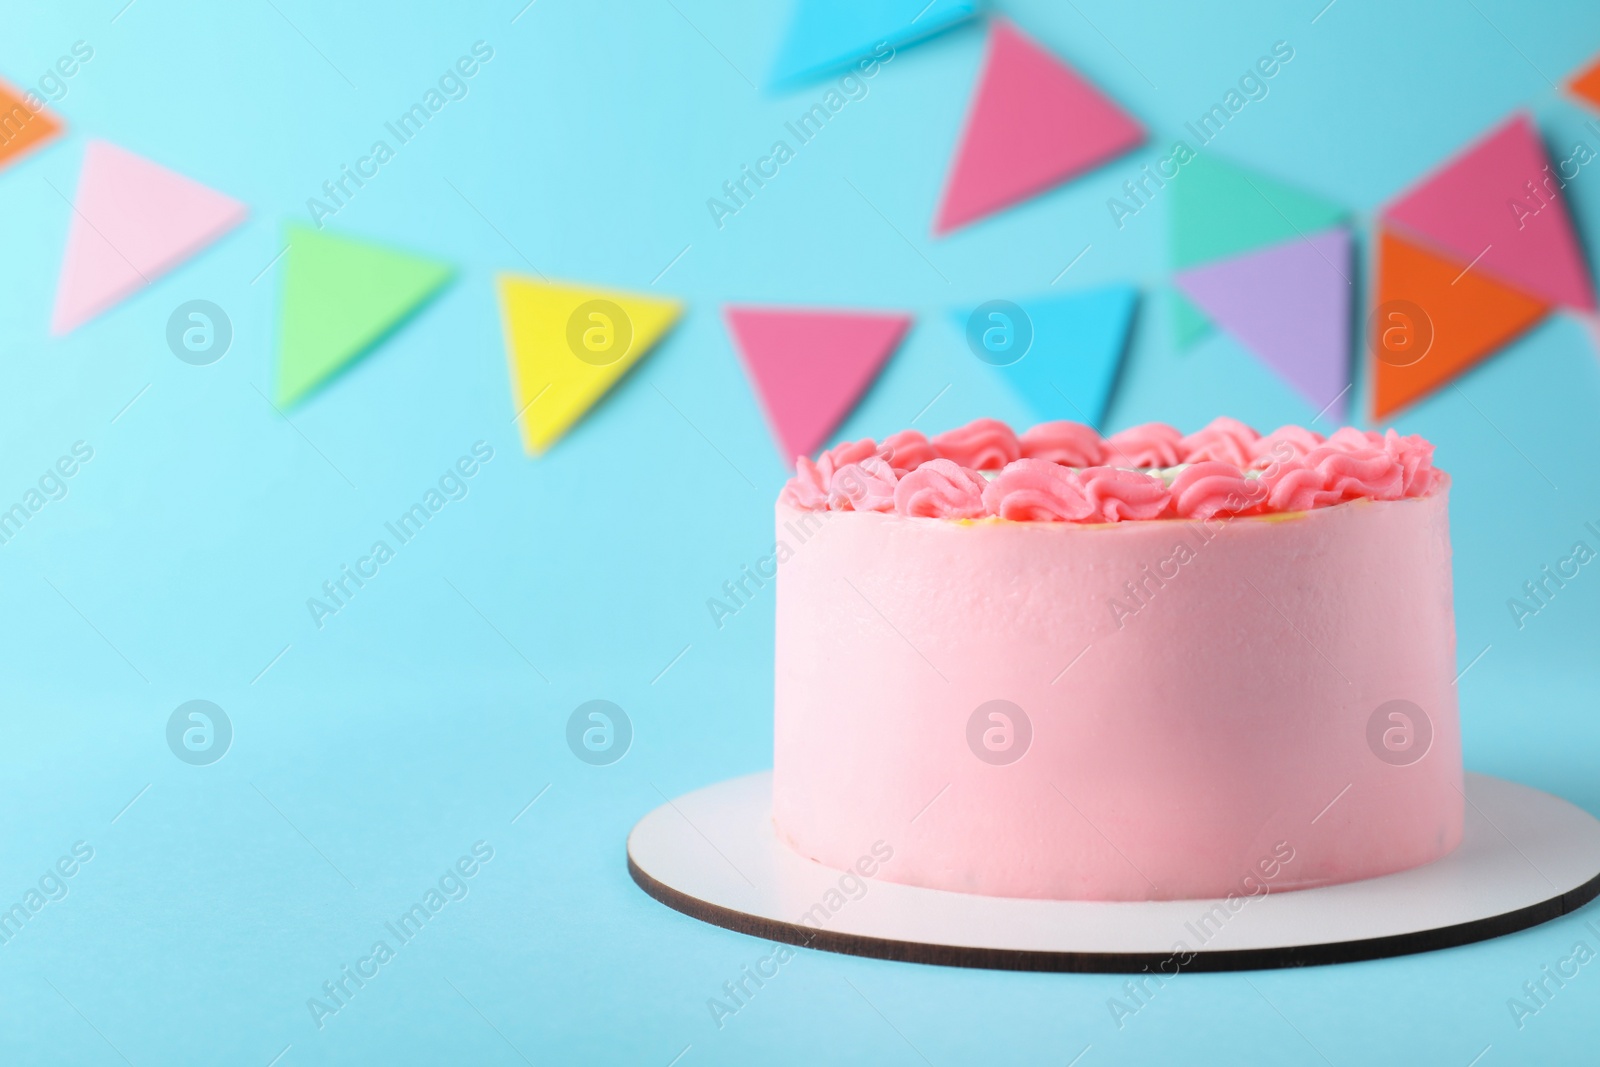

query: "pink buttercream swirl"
xmin=1250 ymin=425 xmax=1326 ymax=468
xmin=823 ymin=437 xmax=881 ymax=468
xmin=779 ymin=455 xmax=831 ymax=509
xmin=1018 ymin=421 xmax=1104 ymax=467
xmin=1169 ymin=461 xmax=1266 ymax=521
xmin=1326 ymin=426 xmax=1385 ymax=451
xmin=1078 ymin=466 xmax=1173 ymax=522
xmin=879 ymin=429 xmax=937 ymax=472
xmin=827 ymin=457 xmax=899 ymax=512
xmin=1258 ymin=440 xmax=1405 ymax=511
xmin=779 ymin=439 xmax=875 ymax=508
xmin=932 ymin=418 xmax=1021 ymax=470
xmin=1382 ymin=429 xmax=1442 ymax=496
xmin=778 ymin=418 xmax=1445 ymax=521
xmin=1103 ymin=422 xmax=1183 ymax=468
xmin=1181 ymin=417 xmax=1261 ymax=466
xmin=1316 ymin=443 xmax=1405 ymax=501
xmin=893 ymin=459 xmax=988 ymax=519
xmin=981 ymin=459 xmax=1094 ymax=521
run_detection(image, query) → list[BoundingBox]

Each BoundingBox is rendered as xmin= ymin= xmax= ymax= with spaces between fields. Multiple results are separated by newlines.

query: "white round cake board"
xmin=628 ymin=771 xmax=1600 ymax=971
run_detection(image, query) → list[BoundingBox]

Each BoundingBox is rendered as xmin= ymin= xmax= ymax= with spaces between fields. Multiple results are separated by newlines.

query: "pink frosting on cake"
xmin=782 ymin=418 xmax=1443 ymax=522
xmin=892 ymin=459 xmax=987 ymax=519
xmin=773 ymin=483 xmax=1462 ymax=901
xmin=827 ymin=457 xmax=898 ymax=513
xmin=932 ymin=418 xmax=1021 ymax=470
xmin=1258 ymin=441 xmax=1406 ymax=511
xmin=981 ymin=459 xmax=1093 ymax=522
xmin=879 ymin=429 xmax=937 ymax=472
xmin=1384 ymin=429 xmax=1443 ymax=496
xmin=1250 ymin=425 xmax=1326 ymax=466
xmin=1019 ymin=421 xmax=1104 ymax=466
xmin=1180 ymin=416 xmax=1260 ymax=466
xmin=1077 ymin=466 xmax=1172 ymax=521
xmin=777 ymin=456 xmax=831 ymax=510
xmin=1103 ymin=422 xmax=1184 ymax=467
xmin=1169 ymin=461 xmax=1265 ymax=520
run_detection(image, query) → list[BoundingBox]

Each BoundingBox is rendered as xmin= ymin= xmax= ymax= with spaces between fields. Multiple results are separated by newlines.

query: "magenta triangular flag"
xmin=934 ymin=19 xmax=1143 ymax=235
xmin=725 ymin=306 xmax=911 ymax=459
xmin=52 ymin=140 xmax=248 ymax=334
xmin=1382 ymin=112 xmax=1594 ymax=311
xmin=1174 ymin=227 xmax=1352 ymax=419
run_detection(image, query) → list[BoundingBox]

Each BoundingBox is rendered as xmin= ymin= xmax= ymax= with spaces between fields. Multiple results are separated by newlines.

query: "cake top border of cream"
xmin=779 ymin=417 xmax=1444 ymax=523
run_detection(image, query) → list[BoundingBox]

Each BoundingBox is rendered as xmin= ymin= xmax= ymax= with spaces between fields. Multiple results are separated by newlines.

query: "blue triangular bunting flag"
xmin=768 ymin=0 xmax=980 ymax=90
xmin=952 ymin=285 xmax=1138 ymax=430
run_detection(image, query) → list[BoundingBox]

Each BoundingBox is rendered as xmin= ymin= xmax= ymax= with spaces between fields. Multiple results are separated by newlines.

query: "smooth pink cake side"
xmin=771 ymin=486 xmax=1463 ymax=902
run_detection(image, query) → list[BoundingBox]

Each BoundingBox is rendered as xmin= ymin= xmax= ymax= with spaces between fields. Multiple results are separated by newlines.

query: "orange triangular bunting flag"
xmin=0 ymin=79 xmax=64 ymax=171
xmin=1371 ymin=229 xmax=1549 ymax=419
xmin=1569 ymin=52 xmax=1600 ymax=110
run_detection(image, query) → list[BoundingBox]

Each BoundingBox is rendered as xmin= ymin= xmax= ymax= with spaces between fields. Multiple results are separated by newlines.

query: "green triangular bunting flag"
xmin=1171 ymin=155 xmax=1345 ymax=269
xmin=274 ymin=224 xmax=454 ymax=406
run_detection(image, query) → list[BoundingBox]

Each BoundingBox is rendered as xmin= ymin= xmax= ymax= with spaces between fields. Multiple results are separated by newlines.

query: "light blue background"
xmin=3 ymin=0 xmax=1600 ymax=1063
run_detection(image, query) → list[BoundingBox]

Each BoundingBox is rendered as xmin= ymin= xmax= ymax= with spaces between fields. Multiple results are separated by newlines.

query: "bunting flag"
xmin=1383 ymin=112 xmax=1593 ymax=311
xmin=1370 ymin=111 xmax=1594 ymax=417
xmin=1370 ymin=229 xmax=1548 ymax=419
xmin=1175 ymin=228 xmax=1353 ymax=420
xmin=951 ymin=286 xmax=1137 ymax=429
xmin=1168 ymin=154 xmax=1345 ymax=349
xmin=275 ymin=225 xmax=453 ymax=406
xmin=934 ymin=19 xmax=1142 ymax=234
xmin=1568 ymin=51 xmax=1600 ymax=111
xmin=767 ymin=0 xmax=979 ymax=90
xmin=498 ymin=276 xmax=682 ymax=455
xmin=51 ymin=141 xmax=247 ymax=334
xmin=0 ymin=78 xmax=63 ymax=173
xmin=725 ymin=306 xmax=911 ymax=458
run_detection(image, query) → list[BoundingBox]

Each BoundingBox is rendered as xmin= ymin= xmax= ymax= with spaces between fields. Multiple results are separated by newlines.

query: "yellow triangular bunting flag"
xmin=496 ymin=275 xmax=683 ymax=454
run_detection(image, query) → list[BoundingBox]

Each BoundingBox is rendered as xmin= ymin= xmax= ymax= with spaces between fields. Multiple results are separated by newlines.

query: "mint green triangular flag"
xmin=275 ymin=224 xmax=453 ymax=406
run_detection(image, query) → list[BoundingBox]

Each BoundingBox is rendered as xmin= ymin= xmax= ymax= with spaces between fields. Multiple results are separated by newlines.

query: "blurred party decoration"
xmin=1370 ymin=111 xmax=1594 ymax=417
xmin=1175 ymin=228 xmax=1352 ymax=420
xmin=275 ymin=224 xmax=453 ymax=406
xmin=950 ymin=285 xmax=1137 ymax=429
xmin=1567 ymin=51 xmax=1600 ymax=111
xmin=1585 ymin=315 xmax=1600 ymax=361
xmin=725 ymin=306 xmax=911 ymax=459
xmin=1168 ymin=154 xmax=1345 ymax=349
xmin=767 ymin=0 xmax=979 ymax=90
xmin=0 ymin=78 xmax=63 ymax=173
xmin=497 ymin=276 xmax=682 ymax=455
xmin=1383 ymin=112 xmax=1593 ymax=312
xmin=51 ymin=140 xmax=247 ymax=334
xmin=1370 ymin=229 xmax=1548 ymax=419
xmin=933 ymin=19 xmax=1142 ymax=234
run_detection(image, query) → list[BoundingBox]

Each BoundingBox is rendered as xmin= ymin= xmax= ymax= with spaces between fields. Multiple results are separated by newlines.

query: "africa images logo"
xmin=166 ymin=700 xmax=233 ymax=766
xmin=566 ymin=700 xmax=632 ymax=766
xmin=1366 ymin=700 xmax=1432 ymax=766
xmin=966 ymin=700 xmax=1032 ymax=766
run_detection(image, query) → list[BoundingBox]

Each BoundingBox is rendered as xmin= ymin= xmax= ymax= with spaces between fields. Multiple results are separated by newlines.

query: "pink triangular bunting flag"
xmin=1382 ymin=112 xmax=1594 ymax=311
xmin=724 ymin=306 xmax=911 ymax=459
xmin=1174 ymin=228 xmax=1353 ymax=419
xmin=52 ymin=140 xmax=248 ymax=334
xmin=934 ymin=19 xmax=1143 ymax=235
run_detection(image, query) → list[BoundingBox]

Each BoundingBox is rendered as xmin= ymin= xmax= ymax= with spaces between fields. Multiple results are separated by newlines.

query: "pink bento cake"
xmin=771 ymin=417 xmax=1461 ymax=901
